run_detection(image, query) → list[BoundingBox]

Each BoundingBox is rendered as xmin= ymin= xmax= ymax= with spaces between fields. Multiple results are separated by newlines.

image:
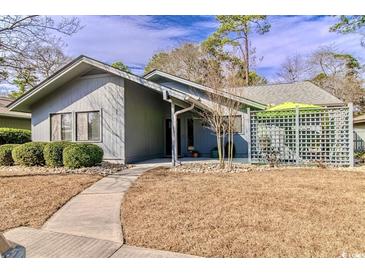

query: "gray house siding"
xmin=192 ymin=117 xmax=248 ymax=158
xmin=31 ymin=74 xmax=125 ymax=161
xmin=124 ymin=80 xmax=166 ymax=163
xmin=154 ymin=79 xmax=249 ymax=158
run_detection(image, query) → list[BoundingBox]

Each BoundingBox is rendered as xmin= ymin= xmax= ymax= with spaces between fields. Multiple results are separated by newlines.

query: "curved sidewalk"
xmin=5 ymin=162 xmax=195 ymax=258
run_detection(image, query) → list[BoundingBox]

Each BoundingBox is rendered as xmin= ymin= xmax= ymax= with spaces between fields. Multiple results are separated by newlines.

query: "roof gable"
xmin=8 ymin=56 xmax=193 ymax=113
xmin=0 ymin=96 xmax=30 ymax=119
xmin=144 ymin=69 xmax=266 ymax=110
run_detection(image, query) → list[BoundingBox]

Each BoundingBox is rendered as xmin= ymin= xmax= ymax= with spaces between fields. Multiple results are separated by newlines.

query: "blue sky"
xmin=1 ymin=15 xmax=364 ymax=93
xmin=62 ymin=15 xmax=364 ymax=81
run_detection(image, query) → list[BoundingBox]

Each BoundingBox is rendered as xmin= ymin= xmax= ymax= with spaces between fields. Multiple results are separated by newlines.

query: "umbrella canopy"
xmin=257 ymin=102 xmax=322 ymax=118
xmin=266 ymin=102 xmax=322 ymax=111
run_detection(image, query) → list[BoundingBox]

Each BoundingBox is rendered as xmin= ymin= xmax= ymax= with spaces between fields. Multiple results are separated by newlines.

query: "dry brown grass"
xmin=0 ymin=171 xmax=102 ymax=232
xmin=122 ymin=167 xmax=365 ymax=258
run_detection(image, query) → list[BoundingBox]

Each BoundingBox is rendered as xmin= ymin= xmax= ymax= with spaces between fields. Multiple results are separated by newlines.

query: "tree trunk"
xmin=244 ymin=31 xmax=249 ymax=86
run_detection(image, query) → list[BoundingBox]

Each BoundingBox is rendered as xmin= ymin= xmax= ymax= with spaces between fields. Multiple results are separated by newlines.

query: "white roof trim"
xmin=0 ymin=112 xmax=31 ymax=119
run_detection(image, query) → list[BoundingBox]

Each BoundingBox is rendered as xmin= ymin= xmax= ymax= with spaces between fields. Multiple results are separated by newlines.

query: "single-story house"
xmin=0 ymin=96 xmax=31 ymax=130
xmin=7 ymin=55 xmax=344 ymax=164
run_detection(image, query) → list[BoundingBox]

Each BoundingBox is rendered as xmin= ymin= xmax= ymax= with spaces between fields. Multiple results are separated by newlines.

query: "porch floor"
xmin=135 ymin=157 xmax=249 ymax=165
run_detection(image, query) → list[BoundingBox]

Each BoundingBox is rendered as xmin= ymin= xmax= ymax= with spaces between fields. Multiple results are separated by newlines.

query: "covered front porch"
xmin=123 ymin=77 xmax=250 ymax=165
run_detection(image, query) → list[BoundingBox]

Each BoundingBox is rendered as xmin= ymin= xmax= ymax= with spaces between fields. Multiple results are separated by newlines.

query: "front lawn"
xmin=122 ymin=167 xmax=365 ymax=257
xmin=0 ymin=168 xmax=102 ymax=232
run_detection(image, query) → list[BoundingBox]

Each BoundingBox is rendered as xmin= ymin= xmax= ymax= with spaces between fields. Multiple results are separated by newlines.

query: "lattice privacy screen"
xmin=250 ymin=106 xmax=353 ymax=166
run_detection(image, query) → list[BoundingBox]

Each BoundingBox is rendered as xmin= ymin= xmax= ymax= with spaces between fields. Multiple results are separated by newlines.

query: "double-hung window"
xmin=76 ymin=111 xmax=101 ymax=141
xmin=50 ymin=113 xmax=72 ymax=141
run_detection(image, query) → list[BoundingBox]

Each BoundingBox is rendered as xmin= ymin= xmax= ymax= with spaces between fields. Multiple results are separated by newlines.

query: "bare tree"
xmin=30 ymin=45 xmax=72 ymax=78
xmin=8 ymin=42 xmax=73 ymax=98
xmin=198 ymin=62 xmax=243 ymax=169
xmin=198 ymin=63 xmax=226 ymax=168
xmin=145 ymin=43 xmax=214 ymax=84
xmin=277 ymin=54 xmax=309 ymax=83
xmin=224 ymin=77 xmax=242 ymax=169
xmin=308 ymin=46 xmax=365 ymax=106
xmin=0 ymin=15 xmax=81 ymax=84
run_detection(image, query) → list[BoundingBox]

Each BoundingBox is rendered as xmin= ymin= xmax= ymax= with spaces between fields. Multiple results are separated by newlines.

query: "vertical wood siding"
xmin=31 ymin=74 xmax=125 ymax=161
xmin=0 ymin=117 xmax=31 ymax=130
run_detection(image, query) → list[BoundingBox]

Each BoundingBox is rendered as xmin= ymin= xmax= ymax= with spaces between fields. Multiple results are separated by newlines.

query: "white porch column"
xmin=171 ymin=101 xmax=176 ymax=166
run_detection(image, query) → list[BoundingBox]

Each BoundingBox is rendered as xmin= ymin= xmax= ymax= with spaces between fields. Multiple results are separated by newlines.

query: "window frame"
xmin=200 ymin=114 xmax=244 ymax=135
xmin=75 ymin=110 xmax=102 ymax=143
xmin=228 ymin=114 xmax=244 ymax=134
xmin=49 ymin=112 xmax=73 ymax=141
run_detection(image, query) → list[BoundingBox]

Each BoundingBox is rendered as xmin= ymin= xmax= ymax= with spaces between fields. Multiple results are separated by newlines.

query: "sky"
xmin=62 ymin=15 xmax=364 ymax=81
xmin=1 ymin=15 xmax=364 ymax=93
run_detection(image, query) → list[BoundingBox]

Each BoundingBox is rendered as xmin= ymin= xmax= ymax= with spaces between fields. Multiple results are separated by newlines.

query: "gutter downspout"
xmin=164 ymin=91 xmax=196 ymax=166
xmin=172 ymin=103 xmax=195 ymax=166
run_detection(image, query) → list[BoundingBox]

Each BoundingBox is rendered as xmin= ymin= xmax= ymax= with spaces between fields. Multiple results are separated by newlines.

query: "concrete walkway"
xmin=4 ymin=162 xmax=195 ymax=258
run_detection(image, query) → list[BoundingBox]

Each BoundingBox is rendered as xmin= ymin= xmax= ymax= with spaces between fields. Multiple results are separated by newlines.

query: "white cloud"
xmin=252 ymin=16 xmax=365 ymax=81
xmin=63 ymin=16 xmax=194 ymax=72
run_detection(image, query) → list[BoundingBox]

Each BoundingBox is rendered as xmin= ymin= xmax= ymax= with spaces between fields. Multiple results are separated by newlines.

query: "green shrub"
xmin=44 ymin=141 xmax=72 ymax=167
xmin=85 ymin=144 xmax=104 ymax=165
xmin=63 ymin=144 xmax=104 ymax=169
xmin=12 ymin=142 xmax=47 ymax=166
xmin=0 ymin=144 xmax=18 ymax=166
xmin=0 ymin=128 xmax=31 ymax=145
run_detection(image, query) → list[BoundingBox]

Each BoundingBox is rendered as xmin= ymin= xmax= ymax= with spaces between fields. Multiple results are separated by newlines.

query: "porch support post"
xmin=247 ymin=107 xmax=251 ymax=164
xmin=171 ymin=101 xmax=176 ymax=167
xmin=348 ymin=102 xmax=354 ymax=167
xmin=295 ymin=106 xmax=300 ymax=165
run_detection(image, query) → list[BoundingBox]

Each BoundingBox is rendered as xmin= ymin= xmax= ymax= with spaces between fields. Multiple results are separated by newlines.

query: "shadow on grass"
xmin=0 ymin=173 xmax=78 ymax=179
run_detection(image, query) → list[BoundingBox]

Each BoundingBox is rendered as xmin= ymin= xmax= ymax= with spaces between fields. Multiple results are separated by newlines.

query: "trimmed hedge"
xmin=12 ymin=142 xmax=47 ymax=166
xmin=63 ymin=144 xmax=103 ymax=169
xmin=0 ymin=144 xmax=18 ymax=166
xmin=0 ymin=128 xmax=31 ymax=145
xmin=44 ymin=141 xmax=71 ymax=167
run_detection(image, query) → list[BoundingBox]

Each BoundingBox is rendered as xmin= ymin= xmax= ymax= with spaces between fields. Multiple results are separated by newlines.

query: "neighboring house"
xmin=7 ymin=55 xmax=344 ymax=164
xmin=0 ymin=96 xmax=31 ymax=130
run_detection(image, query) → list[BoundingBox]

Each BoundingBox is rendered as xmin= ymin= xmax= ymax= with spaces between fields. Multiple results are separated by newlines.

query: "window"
xmin=50 ymin=113 xmax=72 ymax=141
xmin=76 ymin=111 xmax=101 ymax=141
xmin=231 ymin=115 xmax=243 ymax=133
xmin=223 ymin=115 xmax=243 ymax=133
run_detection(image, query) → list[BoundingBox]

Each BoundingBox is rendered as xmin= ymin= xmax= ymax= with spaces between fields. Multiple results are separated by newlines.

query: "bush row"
xmin=0 ymin=128 xmax=31 ymax=145
xmin=0 ymin=142 xmax=103 ymax=168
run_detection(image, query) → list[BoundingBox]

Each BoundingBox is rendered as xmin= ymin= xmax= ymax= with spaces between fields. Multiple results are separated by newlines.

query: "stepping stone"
xmin=4 ymin=227 xmax=121 ymax=258
xmin=111 ymin=245 xmax=197 ymax=258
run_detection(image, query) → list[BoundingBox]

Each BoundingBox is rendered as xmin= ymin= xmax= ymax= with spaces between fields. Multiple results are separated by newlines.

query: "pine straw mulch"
xmin=0 ymin=171 xmax=102 ymax=232
xmin=122 ymin=167 xmax=365 ymax=258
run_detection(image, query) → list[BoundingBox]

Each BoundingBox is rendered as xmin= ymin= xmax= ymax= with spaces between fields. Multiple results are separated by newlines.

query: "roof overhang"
xmin=144 ymin=70 xmax=266 ymax=110
xmin=8 ymin=56 xmax=193 ymax=113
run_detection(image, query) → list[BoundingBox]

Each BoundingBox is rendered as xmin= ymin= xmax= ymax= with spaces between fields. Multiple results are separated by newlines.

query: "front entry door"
xmin=165 ymin=118 xmax=181 ymax=156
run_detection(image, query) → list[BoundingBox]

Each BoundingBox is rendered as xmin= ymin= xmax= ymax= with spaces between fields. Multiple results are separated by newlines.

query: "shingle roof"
xmin=228 ymin=81 xmax=343 ymax=106
xmin=0 ymin=96 xmax=31 ymax=118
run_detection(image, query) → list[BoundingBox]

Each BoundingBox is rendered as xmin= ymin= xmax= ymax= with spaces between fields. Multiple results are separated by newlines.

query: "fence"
xmin=250 ymin=104 xmax=353 ymax=166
